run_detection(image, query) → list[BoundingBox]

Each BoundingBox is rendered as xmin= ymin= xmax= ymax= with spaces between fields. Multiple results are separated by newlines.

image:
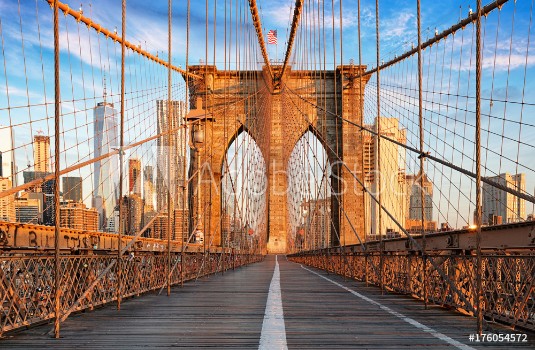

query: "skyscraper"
xmin=483 ymin=173 xmax=526 ymax=224
xmin=366 ymin=117 xmax=407 ymax=238
xmin=62 ymin=176 xmax=83 ymax=202
xmin=33 ymin=134 xmax=51 ymax=172
xmin=405 ymin=172 xmax=437 ymax=232
xmin=156 ymin=100 xmax=186 ymax=212
xmin=42 ymin=178 xmax=56 ymax=226
xmin=144 ymin=165 xmax=155 ymax=212
xmin=93 ymin=100 xmax=118 ymax=230
xmin=120 ymin=194 xmax=144 ymax=235
xmin=129 ymin=158 xmax=142 ymax=195
xmin=405 ymin=172 xmax=433 ymax=222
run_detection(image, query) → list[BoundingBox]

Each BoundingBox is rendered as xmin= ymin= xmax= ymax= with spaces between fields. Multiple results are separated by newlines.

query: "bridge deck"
xmin=2 ymin=256 xmax=532 ymax=349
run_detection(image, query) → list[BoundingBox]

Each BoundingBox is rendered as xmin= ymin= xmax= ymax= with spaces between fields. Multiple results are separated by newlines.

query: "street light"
xmin=185 ymin=97 xmax=214 ymax=252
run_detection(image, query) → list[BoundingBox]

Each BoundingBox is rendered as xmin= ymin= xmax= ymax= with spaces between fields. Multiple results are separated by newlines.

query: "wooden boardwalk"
xmin=1 ymin=255 xmax=532 ymax=349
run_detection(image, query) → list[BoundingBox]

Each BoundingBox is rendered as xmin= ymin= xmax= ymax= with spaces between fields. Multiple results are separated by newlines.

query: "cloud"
xmin=381 ymin=11 xmax=415 ymax=41
xmin=483 ymin=54 xmax=535 ymax=72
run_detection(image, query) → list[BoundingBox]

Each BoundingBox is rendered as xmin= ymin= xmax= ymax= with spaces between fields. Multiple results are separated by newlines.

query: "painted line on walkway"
xmin=259 ymin=255 xmax=288 ymax=350
xmin=301 ymin=264 xmax=475 ymax=350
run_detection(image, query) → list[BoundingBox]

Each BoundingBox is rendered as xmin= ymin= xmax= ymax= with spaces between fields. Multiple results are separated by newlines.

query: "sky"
xmin=0 ymin=0 xmax=534 ymax=231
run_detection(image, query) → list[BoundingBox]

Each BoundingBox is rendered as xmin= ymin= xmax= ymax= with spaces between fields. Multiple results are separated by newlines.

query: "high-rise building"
xmin=60 ymin=202 xmax=98 ymax=231
xmin=151 ymin=213 xmax=169 ymax=239
xmin=405 ymin=172 xmax=437 ymax=232
xmin=156 ymin=100 xmax=186 ymax=211
xmin=93 ymin=99 xmax=118 ymax=230
xmin=128 ymin=158 xmax=142 ymax=194
xmin=365 ymin=117 xmax=407 ymax=238
xmin=106 ymin=206 xmax=120 ymax=233
xmin=0 ymin=177 xmax=15 ymax=222
xmin=483 ymin=173 xmax=526 ymax=224
xmin=120 ymin=194 xmax=144 ymax=235
xmin=0 ymin=125 xmax=16 ymax=186
xmin=14 ymin=196 xmax=41 ymax=224
xmin=23 ymin=171 xmax=50 ymax=189
xmin=33 ymin=134 xmax=51 ymax=172
xmin=41 ymin=179 xmax=56 ymax=226
xmin=144 ymin=165 xmax=155 ymax=212
xmin=62 ymin=176 xmax=83 ymax=202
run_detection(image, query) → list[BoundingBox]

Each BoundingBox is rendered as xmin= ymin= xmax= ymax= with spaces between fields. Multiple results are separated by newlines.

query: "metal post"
xmin=117 ymin=0 xmax=126 ymax=311
xmin=52 ymin=0 xmax=61 ymax=338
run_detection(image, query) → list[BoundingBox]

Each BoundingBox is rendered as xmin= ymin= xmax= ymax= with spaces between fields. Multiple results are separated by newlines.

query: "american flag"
xmin=267 ymin=29 xmax=277 ymax=44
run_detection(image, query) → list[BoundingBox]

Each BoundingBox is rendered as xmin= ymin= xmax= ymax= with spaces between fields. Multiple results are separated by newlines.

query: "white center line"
xmin=259 ymin=255 xmax=288 ymax=350
xmin=301 ymin=264 xmax=476 ymax=350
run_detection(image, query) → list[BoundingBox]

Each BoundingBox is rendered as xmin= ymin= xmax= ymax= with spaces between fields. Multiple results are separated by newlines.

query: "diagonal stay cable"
xmin=285 ymin=85 xmax=535 ymax=205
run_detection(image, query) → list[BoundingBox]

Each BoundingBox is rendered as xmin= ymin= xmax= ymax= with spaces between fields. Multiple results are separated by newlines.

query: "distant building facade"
xmin=129 ymin=158 xmax=142 ymax=195
xmin=14 ymin=196 xmax=41 ymax=224
xmin=60 ymin=202 xmax=98 ymax=231
xmin=482 ymin=173 xmax=526 ymax=224
xmin=93 ymin=100 xmax=118 ymax=230
xmin=365 ymin=117 xmax=407 ymax=238
xmin=144 ymin=165 xmax=155 ymax=212
xmin=405 ymin=172 xmax=437 ymax=232
xmin=120 ymin=194 xmax=144 ymax=235
xmin=62 ymin=176 xmax=83 ymax=202
xmin=156 ymin=100 xmax=186 ymax=211
xmin=0 ymin=177 xmax=15 ymax=221
xmin=33 ymin=135 xmax=51 ymax=172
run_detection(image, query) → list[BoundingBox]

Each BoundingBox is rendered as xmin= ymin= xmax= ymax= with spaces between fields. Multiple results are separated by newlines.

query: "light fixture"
xmin=185 ymin=97 xmax=215 ymax=147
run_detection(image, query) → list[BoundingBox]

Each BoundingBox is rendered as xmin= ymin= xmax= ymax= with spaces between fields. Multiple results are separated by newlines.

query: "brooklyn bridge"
xmin=0 ymin=0 xmax=534 ymax=348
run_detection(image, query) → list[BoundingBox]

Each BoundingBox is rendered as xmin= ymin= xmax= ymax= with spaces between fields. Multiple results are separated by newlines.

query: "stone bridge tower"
xmin=187 ymin=64 xmax=369 ymax=254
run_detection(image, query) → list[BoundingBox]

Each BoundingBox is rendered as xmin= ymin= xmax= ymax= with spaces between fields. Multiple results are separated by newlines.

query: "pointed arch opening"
xmin=287 ymin=130 xmax=332 ymax=252
xmin=221 ymin=131 xmax=267 ymax=252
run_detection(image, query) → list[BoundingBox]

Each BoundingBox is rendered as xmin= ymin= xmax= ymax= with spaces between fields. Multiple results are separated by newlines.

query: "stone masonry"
xmin=187 ymin=64 xmax=369 ymax=253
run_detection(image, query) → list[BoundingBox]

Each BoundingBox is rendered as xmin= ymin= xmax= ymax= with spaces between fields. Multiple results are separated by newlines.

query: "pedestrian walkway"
xmin=2 ymin=255 xmax=532 ymax=349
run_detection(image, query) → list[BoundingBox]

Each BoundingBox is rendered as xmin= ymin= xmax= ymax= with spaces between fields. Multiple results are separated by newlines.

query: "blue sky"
xmin=0 ymin=0 xmax=534 ymax=228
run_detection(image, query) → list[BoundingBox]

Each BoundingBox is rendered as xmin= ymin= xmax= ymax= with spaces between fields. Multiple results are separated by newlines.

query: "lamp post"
xmin=186 ymin=97 xmax=214 ymax=253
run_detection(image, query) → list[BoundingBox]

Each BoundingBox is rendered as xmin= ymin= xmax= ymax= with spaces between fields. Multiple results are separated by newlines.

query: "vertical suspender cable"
xmin=167 ymin=0 xmax=172 ymax=297
xmin=221 ymin=0 xmax=227 ymax=275
xmin=339 ymin=0 xmax=347 ymax=278
xmin=416 ymin=0 xmax=428 ymax=309
xmin=357 ymin=0 xmax=368 ymax=286
xmin=375 ymin=0 xmax=384 ymax=295
xmin=53 ymin=0 xmax=61 ymax=339
xmin=117 ymin=0 xmax=126 ymax=311
xmin=475 ymin=0 xmax=484 ymax=336
xmin=181 ymin=0 xmax=191 ymax=288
